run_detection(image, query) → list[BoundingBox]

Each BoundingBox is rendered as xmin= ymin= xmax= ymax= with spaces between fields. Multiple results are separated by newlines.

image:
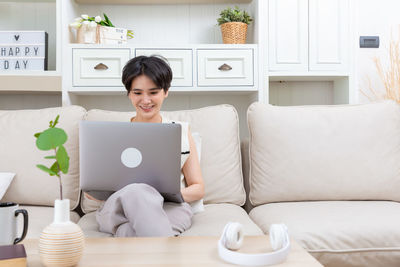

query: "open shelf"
xmin=268 ymin=72 xmax=350 ymax=82
xmin=0 ymin=0 xmax=55 ymax=2
xmin=68 ymin=87 xmax=258 ymax=95
xmin=0 ymin=72 xmax=61 ymax=92
xmin=75 ymin=0 xmax=251 ymax=4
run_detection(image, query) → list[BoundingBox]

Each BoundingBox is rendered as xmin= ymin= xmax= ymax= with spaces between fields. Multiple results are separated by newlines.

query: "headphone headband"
xmin=218 ymin=222 xmax=291 ymax=266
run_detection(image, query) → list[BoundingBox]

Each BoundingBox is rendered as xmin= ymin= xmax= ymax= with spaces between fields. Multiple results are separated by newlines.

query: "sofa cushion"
xmin=77 ymin=211 xmax=112 ymax=238
xmin=249 ymin=201 xmax=400 ymax=267
xmin=181 ymin=204 xmax=263 ymax=236
xmin=0 ymin=172 xmax=15 ymax=199
xmin=78 ymin=204 xmax=262 ymax=237
xmin=0 ymin=106 xmax=86 ymax=208
xmin=19 ymin=206 xmax=80 ymax=239
xmin=84 ymin=105 xmax=246 ymax=207
xmin=247 ymin=101 xmax=400 ymax=205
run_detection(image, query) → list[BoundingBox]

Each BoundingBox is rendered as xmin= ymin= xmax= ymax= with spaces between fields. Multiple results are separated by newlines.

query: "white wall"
xmin=356 ymin=0 xmax=400 ymax=103
xmin=0 ymin=93 xmax=61 ymax=110
xmin=269 ymin=81 xmax=334 ymax=106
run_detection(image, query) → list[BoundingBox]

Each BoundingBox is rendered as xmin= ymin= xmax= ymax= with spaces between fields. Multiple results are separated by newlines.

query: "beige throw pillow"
xmin=248 ymin=101 xmax=400 ymax=206
xmin=0 ymin=106 xmax=86 ymax=208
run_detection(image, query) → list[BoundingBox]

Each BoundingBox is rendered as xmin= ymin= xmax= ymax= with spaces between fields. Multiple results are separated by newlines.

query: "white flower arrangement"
xmin=69 ymin=13 xmax=134 ymax=39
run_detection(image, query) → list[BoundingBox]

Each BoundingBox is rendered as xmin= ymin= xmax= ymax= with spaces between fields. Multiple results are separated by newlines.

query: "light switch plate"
xmin=360 ymin=36 xmax=379 ymax=48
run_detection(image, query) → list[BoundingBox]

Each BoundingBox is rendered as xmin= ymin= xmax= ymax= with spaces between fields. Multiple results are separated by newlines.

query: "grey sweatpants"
xmin=96 ymin=183 xmax=193 ymax=237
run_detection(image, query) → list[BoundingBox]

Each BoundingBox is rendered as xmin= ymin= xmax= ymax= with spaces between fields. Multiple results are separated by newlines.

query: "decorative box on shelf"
xmin=77 ymin=25 xmax=127 ymax=45
xmin=0 ymin=31 xmax=48 ymax=71
xmin=99 ymin=26 xmax=127 ymax=44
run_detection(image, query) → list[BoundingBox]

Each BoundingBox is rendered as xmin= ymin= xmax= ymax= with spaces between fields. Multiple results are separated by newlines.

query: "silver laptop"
xmin=79 ymin=121 xmax=183 ymax=203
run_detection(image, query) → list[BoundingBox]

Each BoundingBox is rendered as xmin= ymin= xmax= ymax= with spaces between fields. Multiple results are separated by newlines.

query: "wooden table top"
xmin=23 ymin=236 xmax=323 ymax=266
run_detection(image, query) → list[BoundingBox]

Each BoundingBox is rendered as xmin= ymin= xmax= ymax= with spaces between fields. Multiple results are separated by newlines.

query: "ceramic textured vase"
xmin=39 ymin=199 xmax=84 ymax=267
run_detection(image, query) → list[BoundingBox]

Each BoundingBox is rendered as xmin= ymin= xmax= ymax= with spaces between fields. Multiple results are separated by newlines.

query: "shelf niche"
xmin=75 ymin=0 xmax=252 ymax=4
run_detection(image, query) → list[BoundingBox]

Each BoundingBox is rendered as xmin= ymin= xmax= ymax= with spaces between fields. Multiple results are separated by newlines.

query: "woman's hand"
xmin=84 ymin=192 xmax=103 ymax=203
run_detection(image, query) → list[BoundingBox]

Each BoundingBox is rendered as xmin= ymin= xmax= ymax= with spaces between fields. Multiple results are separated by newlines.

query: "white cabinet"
xmin=268 ymin=0 xmax=349 ymax=72
xmin=197 ymin=49 xmax=254 ymax=86
xmin=308 ymin=0 xmax=349 ymax=71
xmin=268 ymin=0 xmax=308 ymax=71
xmin=135 ymin=49 xmax=193 ymax=87
xmin=72 ymin=48 xmax=130 ymax=87
xmin=67 ymin=45 xmax=258 ymax=93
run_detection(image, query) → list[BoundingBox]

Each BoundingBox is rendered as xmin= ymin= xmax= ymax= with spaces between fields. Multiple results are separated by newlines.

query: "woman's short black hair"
xmin=122 ymin=55 xmax=173 ymax=95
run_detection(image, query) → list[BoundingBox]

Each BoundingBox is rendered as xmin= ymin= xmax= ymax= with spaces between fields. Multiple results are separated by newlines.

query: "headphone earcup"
xmin=218 ymin=222 xmax=291 ymax=266
xmin=269 ymin=224 xmax=288 ymax=251
xmin=224 ymin=222 xmax=244 ymax=250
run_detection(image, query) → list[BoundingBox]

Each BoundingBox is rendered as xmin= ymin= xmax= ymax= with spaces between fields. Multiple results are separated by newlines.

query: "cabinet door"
xmin=72 ymin=48 xmax=130 ymax=87
xmin=135 ymin=49 xmax=193 ymax=87
xmin=268 ymin=0 xmax=308 ymax=71
xmin=309 ymin=0 xmax=349 ymax=71
xmin=197 ymin=49 xmax=253 ymax=86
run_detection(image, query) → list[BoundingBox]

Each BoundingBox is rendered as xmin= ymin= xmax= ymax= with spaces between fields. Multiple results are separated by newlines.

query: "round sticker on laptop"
xmin=121 ymin=147 xmax=142 ymax=168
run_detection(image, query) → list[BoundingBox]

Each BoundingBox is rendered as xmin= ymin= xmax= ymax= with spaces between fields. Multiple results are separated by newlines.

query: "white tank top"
xmin=161 ymin=115 xmax=190 ymax=189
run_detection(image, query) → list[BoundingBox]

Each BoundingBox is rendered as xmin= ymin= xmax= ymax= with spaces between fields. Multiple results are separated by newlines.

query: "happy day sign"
xmin=0 ymin=31 xmax=48 ymax=71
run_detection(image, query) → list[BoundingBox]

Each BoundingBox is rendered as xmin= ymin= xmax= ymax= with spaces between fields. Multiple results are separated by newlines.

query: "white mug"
xmin=0 ymin=202 xmax=28 ymax=245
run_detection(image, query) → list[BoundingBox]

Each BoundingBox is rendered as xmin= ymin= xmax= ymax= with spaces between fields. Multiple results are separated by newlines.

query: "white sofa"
xmin=2 ymin=101 xmax=400 ymax=267
xmin=0 ymin=104 xmax=262 ymax=240
xmin=245 ymin=101 xmax=400 ymax=267
xmin=77 ymin=105 xmax=262 ymax=237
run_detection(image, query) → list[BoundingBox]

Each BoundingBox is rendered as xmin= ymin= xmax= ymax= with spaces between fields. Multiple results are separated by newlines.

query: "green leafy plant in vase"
xmin=34 ymin=115 xmax=84 ymax=267
xmin=217 ymin=6 xmax=252 ymax=44
xmin=35 ymin=115 xmax=69 ymax=200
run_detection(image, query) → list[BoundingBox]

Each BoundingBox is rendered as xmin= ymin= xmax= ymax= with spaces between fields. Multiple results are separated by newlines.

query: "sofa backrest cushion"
xmin=248 ymin=101 xmax=400 ymax=206
xmin=84 ymin=104 xmax=246 ymax=206
xmin=0 ymin=106 xmax=86 ymax=209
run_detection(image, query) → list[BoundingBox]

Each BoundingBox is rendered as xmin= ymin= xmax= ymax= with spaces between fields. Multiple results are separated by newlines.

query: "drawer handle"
xmin=218 ymin=63 xmax=232 ymax=71
xmin=94 ymin=63 xmax=108 ymax=70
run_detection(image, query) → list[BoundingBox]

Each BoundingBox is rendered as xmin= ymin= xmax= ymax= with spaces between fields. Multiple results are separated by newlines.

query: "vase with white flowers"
xmin=70 ymin=13 xmax=134 ymax=44
xmin=34 ymin=115 xmax=84 ymax=267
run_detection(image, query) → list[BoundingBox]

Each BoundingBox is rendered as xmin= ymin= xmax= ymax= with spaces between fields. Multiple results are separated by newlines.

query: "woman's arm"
xmin=181 ymin=128 xmax=205 ymax=203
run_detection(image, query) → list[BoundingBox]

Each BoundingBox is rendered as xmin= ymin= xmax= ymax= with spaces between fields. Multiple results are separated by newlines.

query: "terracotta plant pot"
xmin=220 ymin=22 xmax=248 ymax=44
xmin=39 ymin=199 xmax=84 ymax=267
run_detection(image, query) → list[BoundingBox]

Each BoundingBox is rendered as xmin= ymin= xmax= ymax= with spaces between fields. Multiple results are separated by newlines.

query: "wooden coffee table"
xmin=23 ymin=236 xmax=323 ymax=266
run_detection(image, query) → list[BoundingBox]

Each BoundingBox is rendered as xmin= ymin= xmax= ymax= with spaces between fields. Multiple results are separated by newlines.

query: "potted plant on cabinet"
xmin=34 ymin=115 xmax=84 ymax=267
xmin=217 ymin=6 xmax=253 ymax=44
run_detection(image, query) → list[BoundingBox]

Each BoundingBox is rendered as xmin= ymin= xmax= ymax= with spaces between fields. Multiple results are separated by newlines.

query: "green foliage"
xmin=34 ymin=115 xmax=70 ymax=200
xmin=217 ymin=6 xmax=253 ymax=26
xmin=127 ymin=30 xmax=134 ymax=39
xmin=36 ymin=128 xmax=67 ymax=151
xmin=56 ymin=145 xmax=69 ymax=174
xmin=103 ymin=13 xmax=114 ymax=27
xmin=36 ymin=164 xmax=58 ymax=177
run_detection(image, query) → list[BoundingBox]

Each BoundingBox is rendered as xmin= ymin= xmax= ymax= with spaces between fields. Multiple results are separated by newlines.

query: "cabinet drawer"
xmin=72 ymin=48 xmax=130 ymax=87
xmin=197 ymin=49 xmax=254 ymax=86
xmin=135 ymin=49 xmax=193 ymax=87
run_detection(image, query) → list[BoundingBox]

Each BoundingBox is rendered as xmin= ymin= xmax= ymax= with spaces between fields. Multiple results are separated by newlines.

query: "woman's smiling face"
xmin=128 ymin=74 xmax=168 ymax=122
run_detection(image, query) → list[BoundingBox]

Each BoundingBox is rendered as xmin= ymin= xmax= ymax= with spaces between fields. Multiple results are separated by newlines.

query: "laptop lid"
xmin=79 ymin=121 xmax=183 ymax=203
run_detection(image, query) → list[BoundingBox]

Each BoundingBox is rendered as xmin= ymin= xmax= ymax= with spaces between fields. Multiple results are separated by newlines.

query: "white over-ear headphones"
xmin=218 ymin=222 xmax=291 ymax=266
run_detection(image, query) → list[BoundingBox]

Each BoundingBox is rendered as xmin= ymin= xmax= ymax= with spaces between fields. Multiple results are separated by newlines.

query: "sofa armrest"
xmin=241 ymin=139 xmax=254 ymax=213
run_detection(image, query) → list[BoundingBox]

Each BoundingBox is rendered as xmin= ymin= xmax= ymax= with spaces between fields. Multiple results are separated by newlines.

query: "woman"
xmin=87 ymin=55 xmax=204 ymax=237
